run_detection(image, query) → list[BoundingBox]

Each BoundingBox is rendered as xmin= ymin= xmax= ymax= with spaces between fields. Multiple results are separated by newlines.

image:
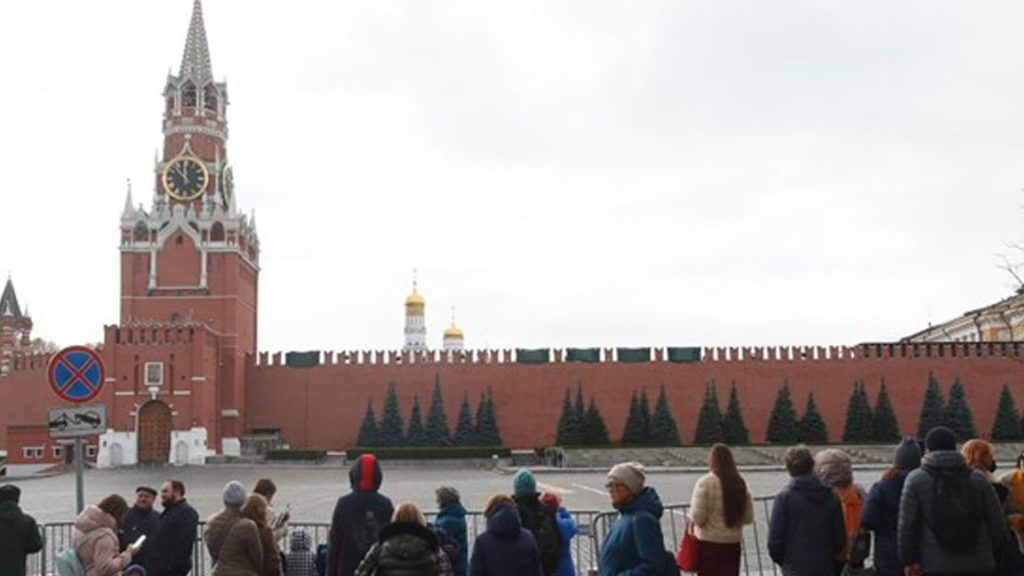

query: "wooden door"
xmin=137 ymin=401 xmax=172 ymax=464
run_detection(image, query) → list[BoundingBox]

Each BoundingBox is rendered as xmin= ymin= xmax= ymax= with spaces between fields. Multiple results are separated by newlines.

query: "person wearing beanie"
xmin=898 ymin=427 xmax=1006 ymax=576
xmin=120 ymin=486 xmax=159 ymax=564
xmin=328 ymin=454 xmax=395 ymax=576
xmin=597 ymin=462 xmax=666 ymax=576
xmin=434 ymin=486 xmax=468 ymax=576
xmin=813 ymin=449 xmax=867 ymax=575
xmin=511 ymin=469 xmax=561 ymax=576
xmin=205 ymin=481 xmax=250 ymax=565
xmin=285 ymin=529 xmax=317 ymax=576
xmin=861 ymin=438 xmax=922 ymax=576
xmin=0 ymin=484 xmax=43 ymax=576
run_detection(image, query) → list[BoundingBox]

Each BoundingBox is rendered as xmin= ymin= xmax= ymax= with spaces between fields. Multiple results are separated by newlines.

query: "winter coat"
xmin=860 ymin=472 xmax=907 ymax=576
xmin=767 ymin=474 xmax=846 ymax=576
xmin=210 ymin=518 xmax=263 ymax=576
xmin=688 ymin=473 xmax=754 ymax=544
xmin=355 ymin=522 xmax=452 ymax=576
xmin=468 ymin=503 xmax=543 ymax=576
xmin=0 ymin=500 xmax=43 ymax=576
xmin=597 ymin=487 xmax=667 ymax=576
xmin=513 ymin=493 xmax=560 ymax=576
xmin=120 ymin=506 xmax=159 ymax=564
xmin=552 ymin=507 xmax=577 ymax=576
xmin=898 ymin=450 xmax=1005 ymax=575
xmin=286 ymin=530 xmax=317 ymax=576
xmin=72 ymin=505 xmax=134 ymax=576
xmin=434 ymin=501 xmax=468 ymax=576
xmin=205 ymin=507 xmax=242 ymax=565
xmin=144 ymin=498 xmax=200 ymax=576
xmin=258 ymin=522 xmax=284 ymax=576
xmin=328 ymin=455 xmax=395 ymax=576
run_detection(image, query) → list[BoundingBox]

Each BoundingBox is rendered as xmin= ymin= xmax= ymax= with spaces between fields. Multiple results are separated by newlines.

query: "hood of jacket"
xmin=349 ymin=454 xmax=384 ymax=493
xmin=921 ymin=450 xmax=969 ymax=476
xmin=380 ymin=521 xmax=439 ymax=549
xmin=487 ymin=503 xmax=523 ymax=540
xmin=75 ymin=505 xmax=117 ymax=534
xmin=0 ymin=500 xmax=24 ymax=522
xmin=789 ymin=473 xmax=837 ymax=504
xmin=618 ymin=486 xmax=664 ymax=519
xmin=290 ymin=529 xmax=312 ymax=552
xmin=438 ymin=500 xmax=466 ymax=519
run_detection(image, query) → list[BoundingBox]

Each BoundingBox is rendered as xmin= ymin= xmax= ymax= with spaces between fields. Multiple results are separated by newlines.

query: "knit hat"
xmin=349 ymin=454 xmax=384 ymax=493
xmin=925 ymin=426 xmax=956 ymax=452
xmin=123 ymin=565 xmax=146 ymax=576
xmin=222 ymin=481 xmax=247 ymax=508
xmin=290 ymin=529 xmax=312 ymax=552
xmin=814 ymin=449 xmax=853 ymax=489
xmin=436 ymin=486 xmax=461 ymax=507
xmin=0 ymin=484 xmax=20 ymax=503
xmin=539 ymin=491 xmax=561 ymax=510
xmin=607 ymin=462 xmax=646 ymax=494
xmin=513 ymin=469 xmax=537 ymax=497
xmin=893 ymin=437 xmax=922 ymax=470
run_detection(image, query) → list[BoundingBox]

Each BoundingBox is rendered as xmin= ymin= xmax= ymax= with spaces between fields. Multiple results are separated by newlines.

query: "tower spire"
xmin=180 ymin=0 xmax=213 ymax=85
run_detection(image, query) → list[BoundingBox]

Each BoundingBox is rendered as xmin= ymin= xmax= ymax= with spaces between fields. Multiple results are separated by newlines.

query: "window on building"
xmin=86 ymin=446 xmax=97 ymax=458
xmin=22 ymin=446 xmax=44 ymax=460
xmin=52 ymin=446 xmax=63 ymax=459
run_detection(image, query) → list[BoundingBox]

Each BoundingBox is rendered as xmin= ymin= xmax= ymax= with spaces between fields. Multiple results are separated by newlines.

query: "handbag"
xmin=676 ymin=518 xmax=700 ymax=572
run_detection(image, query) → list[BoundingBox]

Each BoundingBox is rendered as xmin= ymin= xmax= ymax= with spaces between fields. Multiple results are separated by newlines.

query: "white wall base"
xmin=221 ymin=437 xmax=241 ymax=457
xmin=97 ymin=427 xmax=213 ymax=468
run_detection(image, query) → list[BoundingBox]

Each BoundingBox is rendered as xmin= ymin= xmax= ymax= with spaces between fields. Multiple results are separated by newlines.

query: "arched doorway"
xmin=137 ymin=401 xmax=172 ymax=464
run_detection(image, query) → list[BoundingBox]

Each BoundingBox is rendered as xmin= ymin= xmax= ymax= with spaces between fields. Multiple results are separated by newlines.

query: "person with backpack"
xmin=539 ymin=492 xmax=577 ymax=576
xmin=597 ymin=462 xmax=667 ymax=576
xmin=327 ymin=454 xmax=394 ymax=576
xmin=898 ymin=426 xmax=1006 ymax=576
xmin=0 ymin=485 xmax=43 ymax=576
xmin=686 ymin=444 xmax=754 ymax=576
xmin=286 ymin=529 xmax=317 ymax=576
xmin=354 ymin=502 xmax=452 ymax=576
xmin=814 ymin=448 xmax=868 ymax=576
xmin=72 ymin=494 xmax=142 ymax=576
xmin=205 ymin=481 xmax=248 ymax=566
xmin=511 ymin=469 xmax=561 ymax=576
xmin=861 ymin=438 xmax=922 ymax=576
xmin=468 ymin=495 xmax=543 ymax=576
xmin=433 ymin=487 xmax=467 ymax=576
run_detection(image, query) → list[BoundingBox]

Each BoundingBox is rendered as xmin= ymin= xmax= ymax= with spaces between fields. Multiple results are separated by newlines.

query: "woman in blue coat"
xmin=468 ymin=495 xmax=543 ymax=576
xmin=434 ymin=486 xmax=468 ymax=576
xmin=540 ymin=492 xmax=577 ymax=576
xmin=860 ymin=438 xmax=921 ymax=576
xmin=598 ymin=462 xmax=666 ymax=576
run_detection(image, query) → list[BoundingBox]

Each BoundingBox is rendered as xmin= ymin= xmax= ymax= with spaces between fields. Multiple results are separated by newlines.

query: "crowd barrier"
xmin=26 ymin=497 xmax=785 ymax=576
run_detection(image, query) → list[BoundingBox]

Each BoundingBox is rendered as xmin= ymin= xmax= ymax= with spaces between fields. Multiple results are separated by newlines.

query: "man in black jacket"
xmin=144 ymin=479 xmax=199 ymax=576
xmin=0 ymin=485 xmax=43 ymax=576
xmin=511 ymin=469 xmax=561 ymax=576
xmin=120 ymin=486 xmax=159 ymax=563
xmin=328 ymin=454 xmax=394 ymax=576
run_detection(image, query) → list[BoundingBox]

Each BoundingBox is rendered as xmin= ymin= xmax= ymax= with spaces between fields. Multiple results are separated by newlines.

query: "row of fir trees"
xmin=356 ymin=377 xmax=503 ymax=447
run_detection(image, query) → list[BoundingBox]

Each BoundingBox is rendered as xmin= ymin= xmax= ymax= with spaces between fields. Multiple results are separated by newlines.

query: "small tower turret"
xmin=403 ymin=272 xmax=427 ymax=352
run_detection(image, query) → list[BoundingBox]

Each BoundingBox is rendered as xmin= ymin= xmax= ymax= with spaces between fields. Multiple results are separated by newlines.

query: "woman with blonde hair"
xmin=240 ymin=494 xmax=282 ymax=576
xmin=355 ymin=502 xmax=452 ymax=576
xmin=685 ymin=444 xmax=754 ymax=576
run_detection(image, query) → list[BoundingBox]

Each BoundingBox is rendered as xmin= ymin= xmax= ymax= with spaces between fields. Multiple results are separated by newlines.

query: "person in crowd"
xmin=144 ymin=479 xmax=200 ymax=576
xmin=768 ymin=445 xmax=845 ymax=576
xmin=328 ymin=454 xmax=395 ymax=576
xmin=468 ymin=494 xmax=543 ymax=576
xmin=434 ymin=486 xmax=468 ymax=576
xmin=205 ymin=481 xmax=248 ymax=565
xmin=73 ymin=494 xmax=141 ymax=576
xmin=0 ymin=485 xmax=43 ymax=576
xmin=511 ymin=469 xmax=561 ymax=576
xmin=120 ymin=486 xmax=159 ymax=565
xmin=539 ymin=492 xmax=577 ymax=576
xmin=814 ymin=448 xmax=867 ymax=575
xmin=254 ymin=478 xmax=291 ymax=542
xmin=963 ymin=439 xmax=1010 ymax=503
xmin=285 ymin=530 xmax=317 ymax=576
xmin=355 ymin=502 xmax=453 ymax=576
xmin=597 ymin=462 xmax=666 ymax=576
xmin=686 ymin=444 xmax=754 ymax=576
xmin=1001 ymin=449 xmax=1024 ymax=553
xmin=241 ymin=494 xmax=283 ymax=576
xmin=860 ymin=438 xmax=921 ymax=576
xmin=898 ymin=426 xmax=1005 ymax=576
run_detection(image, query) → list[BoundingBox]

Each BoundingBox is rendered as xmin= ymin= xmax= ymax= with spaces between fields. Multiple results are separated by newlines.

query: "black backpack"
xmin=927 ymin=468 xmax=980 ymax=551
xmin=518 ymin=500 xmax=562 ymax=576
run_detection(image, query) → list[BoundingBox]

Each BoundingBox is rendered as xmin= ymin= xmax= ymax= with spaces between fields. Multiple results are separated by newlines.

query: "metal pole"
xmin=74 ymin=437 xmax=85 ymax=514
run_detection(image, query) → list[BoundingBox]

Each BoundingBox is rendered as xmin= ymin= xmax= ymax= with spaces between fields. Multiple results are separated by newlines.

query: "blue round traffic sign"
xmin=48 ymin=346 xmax=106 ymax=403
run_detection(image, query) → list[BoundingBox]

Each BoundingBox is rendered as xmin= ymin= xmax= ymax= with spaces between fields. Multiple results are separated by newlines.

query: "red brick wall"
xmin=7 ymin=425 xmax=97 ymax=466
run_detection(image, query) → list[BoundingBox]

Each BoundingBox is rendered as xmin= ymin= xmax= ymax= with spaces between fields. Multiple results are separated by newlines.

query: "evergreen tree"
xmin=378 ymin=382 xmax=405 ymax=446
xmin=556 ymin=387 xmax=582 ymax=446
xmin=798 ymin=392 xmax=828 ymax=444
xmin=945 ymin=377 xmax=976 ymax=442
xmin=356 ymin=399 xmax=378 ymax=446
xmin=916 ymin=372 xmax=946 ymax=439
xmin=639 ymin=389 xmax=652 ymax=443
xmin=424 ymin=375 xmax=451 ymax=446
xmin=693 ymin=381 xmax=725 ymax=445
xmin=406 ymin=395 xmax=426 ymax=446
xmin=453 ymin=391 xmax=477 ymax=445
xmin=475 ymin=389 xmax=502 ymax=446
xmin=872 ymin=380 xmax=901 ymax=443
xmin=574 ymin=382 xmax=586 ymax=432
xmin=620 ymin=391 xmax=646 ymax=445
xmin=842 ymin=381 xmax=874 ymax=443
xmin=649 ymin=385 xmax=682 ymax=446
xmin=766 ymin=383 xmax=800 ymax=444
xmin=722 ymin=382 xmax=750 ymax=446
xmin=992 ymin=384 xmax=1022 ymax=441
xmin=581 ymin=395 xmax=611 ymax=445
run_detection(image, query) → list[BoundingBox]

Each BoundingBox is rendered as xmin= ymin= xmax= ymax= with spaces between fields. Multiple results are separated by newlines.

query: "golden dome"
xmin=444 ymin=322 xmax=464 ymax=339
xmin=405 ymin=289 xmax=425 ymax=307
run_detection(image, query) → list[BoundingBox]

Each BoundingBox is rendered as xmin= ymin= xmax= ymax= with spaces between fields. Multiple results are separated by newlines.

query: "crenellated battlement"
xmin=104 ymin=323 xmax=213 ymax=347
xmin=2 ymin=353 xmax=52 ymax=374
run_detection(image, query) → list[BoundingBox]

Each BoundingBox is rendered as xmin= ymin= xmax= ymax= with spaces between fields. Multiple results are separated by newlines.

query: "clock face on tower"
xmin=162 ymin=156 xmax=209 ymax=201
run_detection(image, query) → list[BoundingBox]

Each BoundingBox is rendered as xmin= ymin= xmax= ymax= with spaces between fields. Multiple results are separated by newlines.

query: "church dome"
xmin=443 ymin=322 xmax=464 ymax=339
xmin=405 ymin=289 xmax=425 ymax=308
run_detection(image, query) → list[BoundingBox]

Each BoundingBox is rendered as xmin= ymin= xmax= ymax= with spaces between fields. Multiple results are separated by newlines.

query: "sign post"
xmin=47 ymin=346 xmax=106 ymax=514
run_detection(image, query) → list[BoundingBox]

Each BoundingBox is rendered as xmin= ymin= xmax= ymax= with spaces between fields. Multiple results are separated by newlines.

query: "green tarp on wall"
xmin=516 ymin=348 xmax=550 ymax=364
xmin=285 ymin=351 xmax=320 ymax=367
xmin=667 ymin=347 xmax=702 ymax=363
xmin=566 ymin=348 xmax=601 ymax=363
xmin=617 ymin=347 xmax=651 ymax=363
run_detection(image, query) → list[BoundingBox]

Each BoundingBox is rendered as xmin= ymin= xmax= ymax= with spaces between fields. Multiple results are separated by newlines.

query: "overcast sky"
xmin=3 ymin=1 xmax=1024 ymax=352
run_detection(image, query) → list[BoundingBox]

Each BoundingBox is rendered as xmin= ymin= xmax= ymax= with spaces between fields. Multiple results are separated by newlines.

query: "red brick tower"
xmin=102 ymin=0 xmax=258 ymax=464
xmin=0 ymin=277 xmax=33 ymax=376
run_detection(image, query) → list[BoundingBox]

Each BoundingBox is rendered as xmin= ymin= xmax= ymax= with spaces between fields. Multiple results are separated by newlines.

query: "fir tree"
xmin=872 ymin=380 xmax=901 ymax=443
xmin=639 ymin=389 xmax=652 ymax=443
xmin=992 ymin=384 xmax=1022 ymax=441
xmin=693 ymin=381 xmax=725 ymax=445
xmin=406 ymin=395 xmax=426 ymax=446
xmin=649 ymin=385 xmax=682 ymax=446
xmin=424 ymin=375 xmax=451 ymax=446
xmin=356 ymin=399 xmax=378 ymax=446
xmin=620 ymin=391 xmax=646 ymax=445
xmin=766 ymin=383 xmax=800 ymax=444
xmin=916 ymin=372 xmax=946 ymax=439
xmin=722 ymin=382 xmax=750 ymax=446
xmin=475 ymin=389 xmax=502 ymax=446
xmin=378 ymin=382 xmax=405 ymax=446
xmin=798 ymin=392 xmax=828 ymax=444
xmin=453 ymin=391 xmax=477 ymax=446
xmin=842 ymin=381 xmax=874 ymax=443
xmin=574 ymin=382 xmax=586 ymax=432
xmin=556 ymin=387 xmax=582 ymax=446
xmin=581 ymin=395 xmax=611 ymax=445
xmin=945 ymin=377 xmax=976 ymax=442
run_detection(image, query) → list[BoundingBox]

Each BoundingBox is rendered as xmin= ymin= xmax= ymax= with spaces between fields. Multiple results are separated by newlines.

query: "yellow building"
xmin=904 ymin=291 xmax=1024 ymax=342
